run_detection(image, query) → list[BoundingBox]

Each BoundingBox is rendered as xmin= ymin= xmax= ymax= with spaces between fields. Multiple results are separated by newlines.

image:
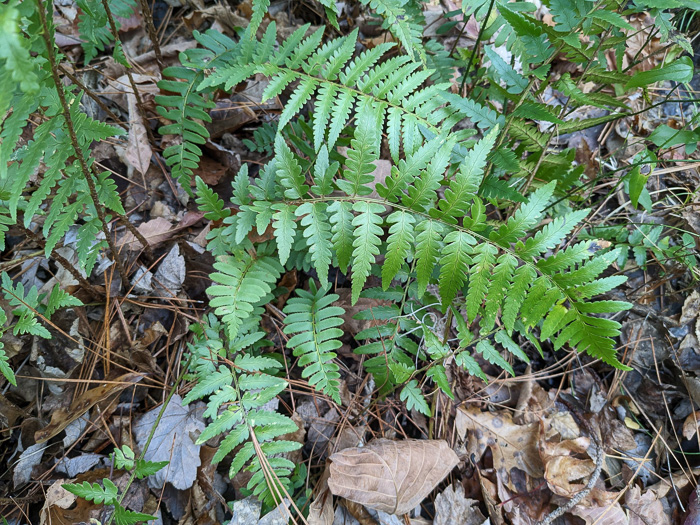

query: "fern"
xmin=207 ymin=251 xmax=283 ymax=340
xmin=64 ymin=446 xmax=166 ymax=525
xmin=76 ymin=0 xmax=137 ymax=64
xmin=110 ymin=0 xmax=689 ymax=505
xmin=156 ymin=66 xmax=215 ymax=192
xmin=184 ymin=328 xmax=301 ymax=505
xmin=283 ymin=282 xmax=344 ymax=403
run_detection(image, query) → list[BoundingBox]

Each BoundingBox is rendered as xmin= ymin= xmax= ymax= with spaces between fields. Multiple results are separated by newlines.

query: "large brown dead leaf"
xmin=327 ymin=438 xmax=459 ymax=516
xmin=626 ymin=485 xmax=670 ymax=525
xmin=538 ymin=417 xmax=595 ymax=498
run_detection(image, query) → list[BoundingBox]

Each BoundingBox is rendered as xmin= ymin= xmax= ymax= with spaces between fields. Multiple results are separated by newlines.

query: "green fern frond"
xmin=0 ymin=344 xmax=16 ymax=386
xmin=184 ymin=333 xmax=300 ymax=505
xmin=351 ymin=202 xmax=385 ymax=304
xmin=156 ymin=66 xmax=215 ymax=192
xmin=283 ymin=282 xmax=344 ymax=403
xmin=76 ymin=0 xmax=137 ymax=64
xmin=208 ymin=252 xmax=283 ymax=340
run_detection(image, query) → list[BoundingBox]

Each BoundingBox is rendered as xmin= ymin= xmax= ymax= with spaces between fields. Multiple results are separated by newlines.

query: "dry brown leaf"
xmin=685 ymin=489 xmax=700 ymax=525
xmin=125 ymin=93 xmax=152 ymax=175
xmin=327 ymin=438 xmax=459 ymax=516
xmin=308 ymin=468 xmax=334 ymax=525
xmin=40 ymin=479 xmax=99 ymax=525
xmin=478 ymin=472 xmax=505 ymax=525
xmin=433 ymin=484 xmax=487 ymax=525
xmin=35 ymin=372 xmax=144 ymax=443
xmin=683 ymin=411 xmax=700 ymax=440
xmin=571 ymin=501 xmax=629 ymax=524
xmin=455 ymin=405 xmax=544 ymax=480
xmin=118 ymin=217 xmax=173 ymax=251
xmin=626 ymin=485 xmax=670 ymax=525
xmin=538 ymin=419 xmax=595 ymax=498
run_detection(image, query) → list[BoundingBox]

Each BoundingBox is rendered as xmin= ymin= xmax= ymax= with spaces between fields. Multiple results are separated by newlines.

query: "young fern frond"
xmin=156 ymin=67 xmax=214 ymax=192
xmin=184 ymin=331 xmax=301 ymax=506
xmin=207 ymin=252 xmax=283 ymax=341
xmin=283 ymin=282 xmax=344 ymax=403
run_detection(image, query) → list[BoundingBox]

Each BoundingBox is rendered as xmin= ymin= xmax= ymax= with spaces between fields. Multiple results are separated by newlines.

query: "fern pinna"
xmin=283 ymin=282 xmax=344 ymax=404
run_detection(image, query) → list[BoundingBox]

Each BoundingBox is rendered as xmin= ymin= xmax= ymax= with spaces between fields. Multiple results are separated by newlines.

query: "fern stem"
xmin=136 ymin=0 xmax=164 ymax=69
xmin=76 ymin=0 xmax=155 ymax=257
xmin=21 ymin=225 xmax=102 ymax=299
xmin=459 ymin=0 xmax=497 ymax=97
xmin=36 ymin=0 xmax=130 ymax=288
xmin=106 ymin=352 xmax=193 ymax=525
xmin=57 ymin=64 xmax=128 ymax=130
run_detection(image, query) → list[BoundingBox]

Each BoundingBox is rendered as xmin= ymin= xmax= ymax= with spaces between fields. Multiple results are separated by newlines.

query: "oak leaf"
xmin=327 ymin=438 xmax=459 ymax=516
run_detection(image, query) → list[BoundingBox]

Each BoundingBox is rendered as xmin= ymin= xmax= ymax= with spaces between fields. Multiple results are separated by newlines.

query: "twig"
xmin=537 ymin=407 xmax=605 ymax=525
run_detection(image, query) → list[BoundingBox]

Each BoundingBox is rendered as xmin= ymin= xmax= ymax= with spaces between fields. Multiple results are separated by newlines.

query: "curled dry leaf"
xmin=35 ymin=372 xmax=144 ymax=443
xmin=538 ymin=418 xmax=595 ymax=498
xmin=327 ymin=438 xmax=459 ymax=516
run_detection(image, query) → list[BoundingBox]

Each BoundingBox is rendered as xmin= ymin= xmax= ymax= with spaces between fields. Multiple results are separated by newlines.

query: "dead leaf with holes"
xmin=35 ymin=372 xmax=144 ymax=443
xmin=455 ymin=405 xmax=544 ymax=484
xmin=327 ymin=438 xmax=459 ymax=516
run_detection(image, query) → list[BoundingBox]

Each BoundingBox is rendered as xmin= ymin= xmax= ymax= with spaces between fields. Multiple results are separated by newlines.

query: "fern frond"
xmin=382 ymin=211 xmax=415 ymax=289
xmin=283 ymin=282 xmax=344 ymax=403
xmin=296 ymin=202 xmax=333 ymax=283
xmin=156 ymin=66 xmax=215 ymax=192
xmin=415 ymin=220 xmax=444 ymax=298
xmin=0 ymin=344 xmax=16 ymax=386
xmin=466 ymin=244 xmax=498 ymax=323
xmin=490 ymin=181 xmax=555 ymax=246
xmin=208 ymin=253 xmax=283 ymax=340
xmin=362 ymin=0 xmax=426 ymax=63
xmin=439 ymin=231 xmax=476 ymax=310
xmin=432 ymin=127 xmax=498 ymax=223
